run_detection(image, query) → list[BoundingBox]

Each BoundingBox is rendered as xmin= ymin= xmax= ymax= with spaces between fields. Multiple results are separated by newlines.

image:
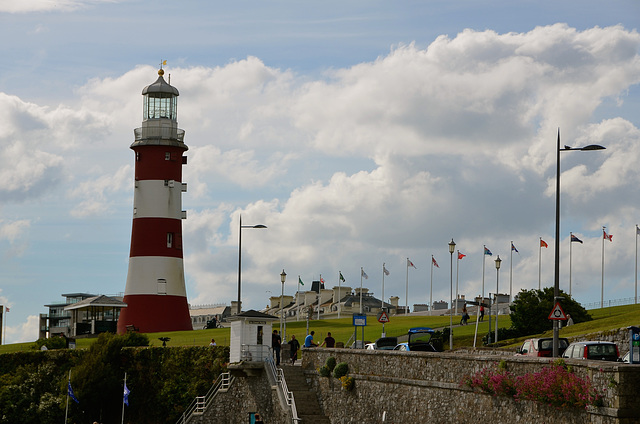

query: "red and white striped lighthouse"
xmin=117 ymin=67 xmax=192 ymax=334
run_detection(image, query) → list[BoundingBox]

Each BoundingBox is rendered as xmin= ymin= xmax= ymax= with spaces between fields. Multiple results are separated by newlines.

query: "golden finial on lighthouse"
xmin=158 ymin=60 xmax=167 ymax=76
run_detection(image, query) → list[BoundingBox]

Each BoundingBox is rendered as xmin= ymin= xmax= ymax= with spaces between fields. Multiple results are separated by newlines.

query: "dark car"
xmin=367 ymin=336 xmax=399 ymax=350
xmin=394 ymin=327 xmax=441 ymax=352
xmin=516 ymin=337 xmax=569 ymax=357
xmin=562 ymin=341 xmax=620 ymax=362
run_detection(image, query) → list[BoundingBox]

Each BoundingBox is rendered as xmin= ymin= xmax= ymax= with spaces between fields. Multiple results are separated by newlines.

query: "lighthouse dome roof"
xmin=142 ymin=70 xmax=179 ymax=96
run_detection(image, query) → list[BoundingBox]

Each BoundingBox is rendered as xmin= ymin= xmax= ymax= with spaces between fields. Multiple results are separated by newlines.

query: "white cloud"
xmin=4 ymin=315 xmax=39 ymax=344
xmin=0 ymin=0 xmax=118 ymax=14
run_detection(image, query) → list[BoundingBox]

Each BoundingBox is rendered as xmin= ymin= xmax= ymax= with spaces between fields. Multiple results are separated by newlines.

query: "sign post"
xmin=353 ymin=314 xmax=367 ymax=349
xmin=378 ymin=311 xmax=390 ymax=337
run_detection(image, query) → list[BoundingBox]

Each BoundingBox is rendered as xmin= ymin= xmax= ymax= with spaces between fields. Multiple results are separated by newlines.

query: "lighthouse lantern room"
xmin=117 ymin=67 xmax=192 ymax=334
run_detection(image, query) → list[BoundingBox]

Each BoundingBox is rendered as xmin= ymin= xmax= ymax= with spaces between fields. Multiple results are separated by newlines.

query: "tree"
xmin=510 ymin=287 xmax=591 ymax=336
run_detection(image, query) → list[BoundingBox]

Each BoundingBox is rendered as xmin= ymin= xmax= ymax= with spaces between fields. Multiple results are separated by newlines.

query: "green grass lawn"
xmin=2 ymin=303 xmax=639 ymax=354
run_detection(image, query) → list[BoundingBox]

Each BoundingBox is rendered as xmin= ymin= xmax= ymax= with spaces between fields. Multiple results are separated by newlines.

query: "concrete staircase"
xmin=281 ymin=365 xmax=331 ymax=424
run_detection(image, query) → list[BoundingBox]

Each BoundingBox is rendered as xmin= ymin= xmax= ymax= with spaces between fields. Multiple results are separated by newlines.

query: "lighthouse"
xmin=117 ymin=67 xmax=192 ymax=334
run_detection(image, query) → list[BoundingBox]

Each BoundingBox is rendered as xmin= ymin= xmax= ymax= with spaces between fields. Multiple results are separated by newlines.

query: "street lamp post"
xmin=280 ymin=269 xmax=287 ymax=341
xmin=495 ymin=255 xmax=501 ymax=345
xmin=553 ymin=130 xmax=605 ymax=356
xmin=237 ymin=215 xmax=267 ymax=315
xmin=448 ymin=239 xmax=456 ymax=351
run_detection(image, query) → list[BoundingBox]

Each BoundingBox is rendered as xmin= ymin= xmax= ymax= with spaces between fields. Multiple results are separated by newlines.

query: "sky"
xmin=1 ymin=0 xmax=639 ymax=344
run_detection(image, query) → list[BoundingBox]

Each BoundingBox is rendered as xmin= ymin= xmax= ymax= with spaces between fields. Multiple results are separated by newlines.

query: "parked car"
xmin=562 ymin=341 xmax=620 ymax=362
xmin=393 ymin=327 xmax=441 ymax=352
xmin=516 ymin=337 xmax=569 ymax=357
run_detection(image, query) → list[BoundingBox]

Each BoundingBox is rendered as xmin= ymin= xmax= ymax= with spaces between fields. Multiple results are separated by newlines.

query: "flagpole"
xmin=405 ymin=260 xmax=409 ymax=314
xmin=601 ymin=227 xmax=605 ymax=309
xmin=297 ymin=276 xmax=300 ymax=321
xmin=569 ymin=232 xmax=573 ymax=297
xmin=455 ymin=251 xmax=460 ymax=315
xmin=539 ymin=237 xmax=542 ymax=290
xmin=121 ymin=372 xmax=127 ymax=424
xmin=382 ymin=263 xmax=386 ymax=336
xmin=430 ymin=256 xmax=434 ymax=315
xmin=337 ymin=272 xmax=341 ymax=319
xmin=509 ymin=242 xmax=513 ymax=301
xmin=360 ymin=268 xmax=363 ymax=315
xmin=65 ymin=370 xmax=71 ymax=424
xmin=317 ymin=275 xmax=321 ymax=321
xmin=482 ymin=245 xmax=486 ymax=303
xmin=636 ymin=225 xmax=639 ymax=305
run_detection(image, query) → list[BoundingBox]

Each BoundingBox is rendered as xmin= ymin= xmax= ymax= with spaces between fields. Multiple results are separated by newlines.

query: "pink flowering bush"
xmin=462 ymin=362 xmax=603 ymax=409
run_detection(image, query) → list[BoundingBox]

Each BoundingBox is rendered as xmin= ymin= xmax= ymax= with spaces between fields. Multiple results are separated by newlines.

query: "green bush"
xmin=33 ymin=337 xmax=66 ymax=350
xmin=318 ymin=366 xmax=331 ymax=377
xmin=333 ymin=362 xmax=349 ymax=379
xmin=325 ymin=356 xmax=337 ymax=372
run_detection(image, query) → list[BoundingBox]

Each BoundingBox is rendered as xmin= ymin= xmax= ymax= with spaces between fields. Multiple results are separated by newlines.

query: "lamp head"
xmin=448 ymin=239 xmax=456 ymax=254
xmin=281 ymin=269 xmax=287 ymax=283
xmin=495 ymin=255 xmax=502 ymax=270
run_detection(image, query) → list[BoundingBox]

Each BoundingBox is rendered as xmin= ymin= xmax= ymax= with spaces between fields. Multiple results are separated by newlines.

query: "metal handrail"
xmin=265 ymin=356 xmax=301 ymax=423
xmin=176 ymin=372 xmax=233 ymax=424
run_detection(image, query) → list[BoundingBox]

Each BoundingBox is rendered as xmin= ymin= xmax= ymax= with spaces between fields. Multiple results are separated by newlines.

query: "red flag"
xmin=540 ymin=239 xmax=548 ymax=248
xmin=431 ymin=257 xmax=439 ymax=268
xmin=407 ymin=259 xmax=416 ymax=269
xmin=458 ymin=252 xmax=466 ymax=260
xmin=603 ymin=230 xmax=613 ymax=241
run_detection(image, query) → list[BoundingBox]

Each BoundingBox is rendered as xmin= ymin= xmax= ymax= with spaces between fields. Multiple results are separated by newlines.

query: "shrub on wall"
xmin=333 ymin=362 xmax=349 ymax=379
xmin=461 ymin=361 xmax=603 ymax=409
xmin=325 ymin=356 xmax=337 ymax=372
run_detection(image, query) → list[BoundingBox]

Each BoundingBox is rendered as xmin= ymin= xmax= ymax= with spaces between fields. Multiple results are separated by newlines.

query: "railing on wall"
xmin=264 ymin=357 xmax=300 ymax=423
xmin=176 ymin=372 xmax=233 ymax=424
xmin=240 ymin=344 xmax=272 ymax=362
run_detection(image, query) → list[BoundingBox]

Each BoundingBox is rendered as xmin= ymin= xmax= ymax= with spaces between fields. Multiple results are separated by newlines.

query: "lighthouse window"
xmin=165 ymin=152 xmax=171 ymax=161
xmin=144 ymin=94 xmax=177 ymax=120
xmin=167 ymin=233 xmax=173 ymax=248
xmin=157 ymin=279 xmax=167 ymax=295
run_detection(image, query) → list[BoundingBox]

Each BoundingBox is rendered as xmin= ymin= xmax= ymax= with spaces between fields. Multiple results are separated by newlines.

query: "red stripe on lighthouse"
xmin=129 ymin=218 xmax=183 ymax=258
xmin=117 ymin=294 xmax=192 ymax=333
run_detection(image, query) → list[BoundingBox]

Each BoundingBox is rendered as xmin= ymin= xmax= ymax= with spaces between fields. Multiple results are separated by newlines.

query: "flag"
xmin=540 ymin=239 xmax=548 ymax=248
xmin=123 ymin=383 xmax=130 ymax=406
xmin=408 ymin=259 xmax=417 ymax=269
xmin=320 ymin=276 xmax=325 ymax=284
xmin=68 ymin=380 xmax=79 ymax=404
xmin=511 ymin=243 xmax=519 ymax=253
xmin=432 ymin=257 xmax=440 ymax=267
xmin=361 ymin=269 xmax=368 ymax=279
xmin=637 ymin=226 xmax=640 ymax=236
xmin=383 ymin=266 xmax=390 ymax=275
xmin=571 ymin=234 xmax=583 ymax=244
xmin=603 ymin=229 xmax=613 ymax=241
xmin=484 ymin=247 xmax=492 ymax=256
xmin=339 ymin=272 xmax=345 ymax=282
xmin=4 ymin=307 xmax=9 ymax=313
xmin=298 ymin=276 xmax=304 ymax=286
xmin=458 ymin=252 xmax=465 ymax=260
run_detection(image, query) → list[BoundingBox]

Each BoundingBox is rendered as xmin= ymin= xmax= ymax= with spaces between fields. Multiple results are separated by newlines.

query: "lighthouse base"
xmin=117 ymin=294 xmax=192 ymax=334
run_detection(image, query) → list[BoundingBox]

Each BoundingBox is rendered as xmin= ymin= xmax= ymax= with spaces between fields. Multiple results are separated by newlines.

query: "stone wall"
xmin=303 ymin=347 xmax=640 ymax=424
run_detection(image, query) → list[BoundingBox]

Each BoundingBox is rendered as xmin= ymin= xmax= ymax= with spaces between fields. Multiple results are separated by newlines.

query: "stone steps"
xmin=281 ymin=365 xmax=330 ymax=423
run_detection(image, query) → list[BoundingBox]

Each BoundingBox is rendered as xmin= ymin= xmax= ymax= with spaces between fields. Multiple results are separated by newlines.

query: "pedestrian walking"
xmin=289 ymin=334 xmax=300 ymax=364
xmin=479 ymin=305 xmax=485 ymax=322
xmin=460 ymin=305 xmax=469 ymax=325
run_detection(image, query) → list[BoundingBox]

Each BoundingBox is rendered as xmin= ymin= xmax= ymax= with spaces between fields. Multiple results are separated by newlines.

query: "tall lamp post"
xmin=448 ymin=239 xmax=456 ymax=350
xmin=280 ymin=269 xmax=287 ymax=341
xmin=237 ymin=215 xmax=267 ymax=315
xmin=494 ymin=255 xmax=501 ymax=345
xmin=553 ymin=130 xmax=605 ymax=356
